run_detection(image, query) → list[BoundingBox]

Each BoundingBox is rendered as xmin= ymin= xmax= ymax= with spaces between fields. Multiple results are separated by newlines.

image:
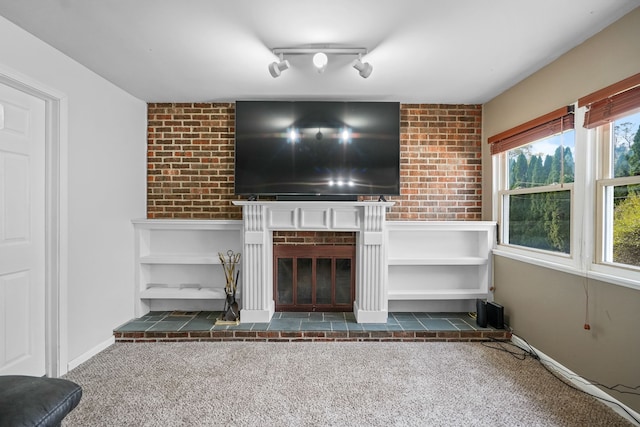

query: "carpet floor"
xmin=62 ymin=342 xmax=633 ymax=426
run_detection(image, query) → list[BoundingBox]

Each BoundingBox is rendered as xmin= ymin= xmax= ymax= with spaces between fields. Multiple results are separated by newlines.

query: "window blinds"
xmin=488 ymin=106 xmax=574 ymax=155
xmin=579 ymin=72 xmax=640 ymax=129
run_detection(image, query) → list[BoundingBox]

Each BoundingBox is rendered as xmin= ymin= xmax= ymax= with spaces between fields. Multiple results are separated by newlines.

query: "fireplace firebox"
xmin=274 ymin=245 xmax=355 ymax=312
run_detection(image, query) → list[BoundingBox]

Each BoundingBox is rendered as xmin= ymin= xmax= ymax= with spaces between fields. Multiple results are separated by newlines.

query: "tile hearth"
xmin=114 ymin=312 xmax=511 ymax=343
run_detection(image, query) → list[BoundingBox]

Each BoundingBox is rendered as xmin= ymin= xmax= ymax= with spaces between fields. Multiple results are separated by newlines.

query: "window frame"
xmin=498 ymin=183 xmax=574 ymax=258
xmin=491 ymin=109 xmax=579 ymax=268
xmin=491 ymin=104 xmax=640 ymax=291
xmin=593 ymin=120 xmax=640 ymax=278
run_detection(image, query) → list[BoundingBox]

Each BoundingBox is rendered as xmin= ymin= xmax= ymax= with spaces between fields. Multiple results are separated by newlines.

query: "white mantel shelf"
xmin=234 ymin=200 xmax=395 ymax=232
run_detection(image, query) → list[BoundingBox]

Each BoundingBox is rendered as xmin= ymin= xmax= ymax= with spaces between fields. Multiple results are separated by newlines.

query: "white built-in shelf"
xmin=140 ymin=286 xmax=228 ymax=300
xmin=139 ymin=255 xmax=223 ymax=265
xmin=132 ymin=219 xmax=243 ymax=316
xmin=388 ymin=289 xmax=490 ymax=300
xmin=131 ymin=216 xmax=496 ymax=316
xmin=387 ymin=257 xmax=487 ymax=266
xmin=386 ymin=221 xmax=496 ymax=301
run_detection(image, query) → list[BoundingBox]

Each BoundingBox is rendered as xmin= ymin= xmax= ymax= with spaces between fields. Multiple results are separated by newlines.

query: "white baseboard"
xmin=511 ymin=335 xmax=640 ymax=426
xmin=67 ymin=336 xmax=115 ymax=372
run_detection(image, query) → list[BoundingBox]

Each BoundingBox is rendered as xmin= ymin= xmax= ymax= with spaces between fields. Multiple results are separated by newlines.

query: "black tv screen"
xmin=234 ymin=101 xmax=400 ymax=198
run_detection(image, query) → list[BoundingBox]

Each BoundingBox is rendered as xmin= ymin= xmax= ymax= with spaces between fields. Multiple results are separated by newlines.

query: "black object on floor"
xmin=476 ymin=299 xmax=488 ymax=328
xmin=0 ymin=375 xmax=82 ymax=427
xmin=487 ymin=302 xmax=505 ymax=329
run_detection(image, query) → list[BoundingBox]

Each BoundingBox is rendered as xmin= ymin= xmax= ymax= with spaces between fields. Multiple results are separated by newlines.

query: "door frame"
xmin=0 ymin=66 xmax=68 ymax=377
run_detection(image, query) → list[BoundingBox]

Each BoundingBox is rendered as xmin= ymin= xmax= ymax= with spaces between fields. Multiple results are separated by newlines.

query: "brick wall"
xmin=273 ymin=231 xmax=356 ymax=246
xmin=147 ymin=103 xmax=482 ymax=220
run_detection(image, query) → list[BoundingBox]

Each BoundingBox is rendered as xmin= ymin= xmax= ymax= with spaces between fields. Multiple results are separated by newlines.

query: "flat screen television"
xmin=234 ymin=101 xmax=400 ymax=199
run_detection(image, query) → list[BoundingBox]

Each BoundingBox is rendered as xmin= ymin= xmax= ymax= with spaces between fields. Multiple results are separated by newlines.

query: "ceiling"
xmin=0 ymin=0 xmax=637 ymax=104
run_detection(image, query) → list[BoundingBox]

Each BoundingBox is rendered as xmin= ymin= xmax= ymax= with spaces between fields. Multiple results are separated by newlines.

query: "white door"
xmin=0 ymin=83 xmax=46 ymax=376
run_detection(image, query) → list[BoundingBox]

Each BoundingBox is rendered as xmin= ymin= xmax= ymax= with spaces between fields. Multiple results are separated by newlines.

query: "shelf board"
xmin=387 ymin=257 xmax=487 ymax=266
xmin=139 ymin=254 xmax=224 ymax=265
xmin=140 ymin=287 xmax=231 ymax=300
xmin=387 ymin=289 xmax=489 ymax=300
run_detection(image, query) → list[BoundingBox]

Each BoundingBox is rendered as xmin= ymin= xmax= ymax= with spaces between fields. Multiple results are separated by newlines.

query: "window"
xmin=579 ymin=73 xmax=640 ymax=273
xmin=490 ymin=107 xmax=575 ymax=256
xmin=490 ymin=73 xmax=640 ymax=288
xmin=595 ymin=111 xmax=640 ymax=269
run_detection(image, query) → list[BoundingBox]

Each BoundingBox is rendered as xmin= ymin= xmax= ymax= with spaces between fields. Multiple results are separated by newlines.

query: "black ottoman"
xmin=0 ymin=375 xmax=82 ymax=427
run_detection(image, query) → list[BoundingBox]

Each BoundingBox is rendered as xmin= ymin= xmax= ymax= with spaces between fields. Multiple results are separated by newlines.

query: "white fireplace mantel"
xmin=233 ymin=201 xmax=395 ymax=323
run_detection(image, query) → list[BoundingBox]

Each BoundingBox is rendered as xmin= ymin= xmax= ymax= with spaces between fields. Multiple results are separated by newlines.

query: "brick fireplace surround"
xmin=146 ymin=103 xmax=482 ymax=221
xmin=144 ymin=103 xmax=485 ymax=323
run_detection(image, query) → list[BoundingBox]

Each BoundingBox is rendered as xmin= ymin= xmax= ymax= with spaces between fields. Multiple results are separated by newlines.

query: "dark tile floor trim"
xmin=114 ymin=311 xmax=512 ymax=343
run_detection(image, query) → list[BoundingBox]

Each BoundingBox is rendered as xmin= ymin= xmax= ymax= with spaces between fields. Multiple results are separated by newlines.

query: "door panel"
xmin=0 ymin=83 xmax=46 ymax=376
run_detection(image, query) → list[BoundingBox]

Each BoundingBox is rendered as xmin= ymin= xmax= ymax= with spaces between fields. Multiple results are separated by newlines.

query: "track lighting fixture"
xmin=352 ymin=54 xmax=373 ymax=79
xmin=269 ymin=47 xmax=372 ymax=79
xmin=268 ymin=53 xmax=290 ymax=78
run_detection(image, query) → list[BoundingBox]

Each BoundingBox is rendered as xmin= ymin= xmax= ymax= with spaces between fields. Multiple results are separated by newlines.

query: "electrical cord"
xmin=485 ymin=334 xmax=640 ymax=425
xmin=481 ymin=338 xmax=535 ymax=361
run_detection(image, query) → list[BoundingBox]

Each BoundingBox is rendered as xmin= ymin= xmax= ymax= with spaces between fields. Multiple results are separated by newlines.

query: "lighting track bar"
xmin=272 ymin=47 xmax=368 ymax=56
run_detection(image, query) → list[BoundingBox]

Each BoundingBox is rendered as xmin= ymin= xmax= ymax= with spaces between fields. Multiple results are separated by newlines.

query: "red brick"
xmin=392 ymin=331 xmax=416 ymax=338
xmin=211 ymin=331 xmax=234 ymax=338
xmin=257 ymin=331 xmax=281 ymax=338
xmin=281 ymin=332 xmax=303 ymax=338
xmin=415 ymin=331 xmax=438 ymax=338
xmin=166 ymin=332 xmax=189 ymax=338
xmin=437 ymin=332 xmax=462 ymax=339
xmin=302 ymin=332 xmax=327 ymax=338
xmin=146 ymin=103 xmax=481 ymax=220
xmin=234 ymin=331 xmax=257 ymax=338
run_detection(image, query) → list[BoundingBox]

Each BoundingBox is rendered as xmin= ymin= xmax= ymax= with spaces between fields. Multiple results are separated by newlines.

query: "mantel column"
xmin=354 ymin=204 xmax=389 ymax=323
xmin=239 ymin=203 xmax=274 ymax=323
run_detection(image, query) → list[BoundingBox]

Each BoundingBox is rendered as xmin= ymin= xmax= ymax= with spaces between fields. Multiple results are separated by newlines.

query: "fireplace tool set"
xmin=218 ymin=250 xmax=240 ymax=323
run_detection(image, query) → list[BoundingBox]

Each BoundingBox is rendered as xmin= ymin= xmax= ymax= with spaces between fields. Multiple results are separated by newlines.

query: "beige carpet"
xmin=62 ymin=342 xmax=633 ymax=426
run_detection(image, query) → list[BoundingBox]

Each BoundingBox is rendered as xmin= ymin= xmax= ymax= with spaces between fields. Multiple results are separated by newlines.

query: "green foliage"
xmin=508 ymin=142 xmax=574 ymax=189
xmin=506 ymin=122 xmax=640 ymax=260
xmin=512 ymin=153 xmax=528 ymax=189
xmin=628 ymin=125 xmax=640 ymax=176
xmin=613 ymin=191 xmax=640 ymax=266
xmin=543 ymin=191 xmax=570 ymax=253
xmin=508 ymin=191 xmax=570 ymax=253
xmin=507 ymin=139 xmax=573 ymax=253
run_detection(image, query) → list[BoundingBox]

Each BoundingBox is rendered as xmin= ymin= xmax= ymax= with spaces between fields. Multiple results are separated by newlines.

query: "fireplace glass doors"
xmin=274 ymin=245 xmax=355 ymax=311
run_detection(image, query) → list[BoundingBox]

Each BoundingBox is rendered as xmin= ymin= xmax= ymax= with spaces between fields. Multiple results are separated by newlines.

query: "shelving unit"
xmin=386 ymin=221 xmax=496 ymax=302
xmin=132 ymin=219 xmax=243 ymax=316
xmin=131 ymin=217 xmax=496 ymax=319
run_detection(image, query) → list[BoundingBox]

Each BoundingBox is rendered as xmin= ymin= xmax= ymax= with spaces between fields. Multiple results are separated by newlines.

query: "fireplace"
xmin=274 ymin=244 xmax=355 ymax=312
xmin=233 ymin=201 xmax=394 ymax=323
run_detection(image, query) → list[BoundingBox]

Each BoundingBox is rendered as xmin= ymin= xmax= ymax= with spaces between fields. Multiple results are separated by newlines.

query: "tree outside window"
xmin=503 ymin=130 xmax=575 ymax=254
xmin=608 ymin=112 xmax=640 ymax=267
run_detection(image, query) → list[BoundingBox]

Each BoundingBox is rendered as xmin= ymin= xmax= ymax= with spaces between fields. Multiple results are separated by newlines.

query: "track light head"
xmin=268 ymin=54 xmax=290 ymax=78
xmin=312 ymin=52 xmax=328 ymax=73
xmin=353 ymin=55 xmax=373 ymax=78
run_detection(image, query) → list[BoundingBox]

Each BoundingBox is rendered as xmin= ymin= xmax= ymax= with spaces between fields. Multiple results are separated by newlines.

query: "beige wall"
xmin=495 ymin=257 xmax=640 ymax=412
xmin=483 ymin=7 xmax=640 ymax=414
xmin=482 ymin=7 xmax=640 ymax=220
